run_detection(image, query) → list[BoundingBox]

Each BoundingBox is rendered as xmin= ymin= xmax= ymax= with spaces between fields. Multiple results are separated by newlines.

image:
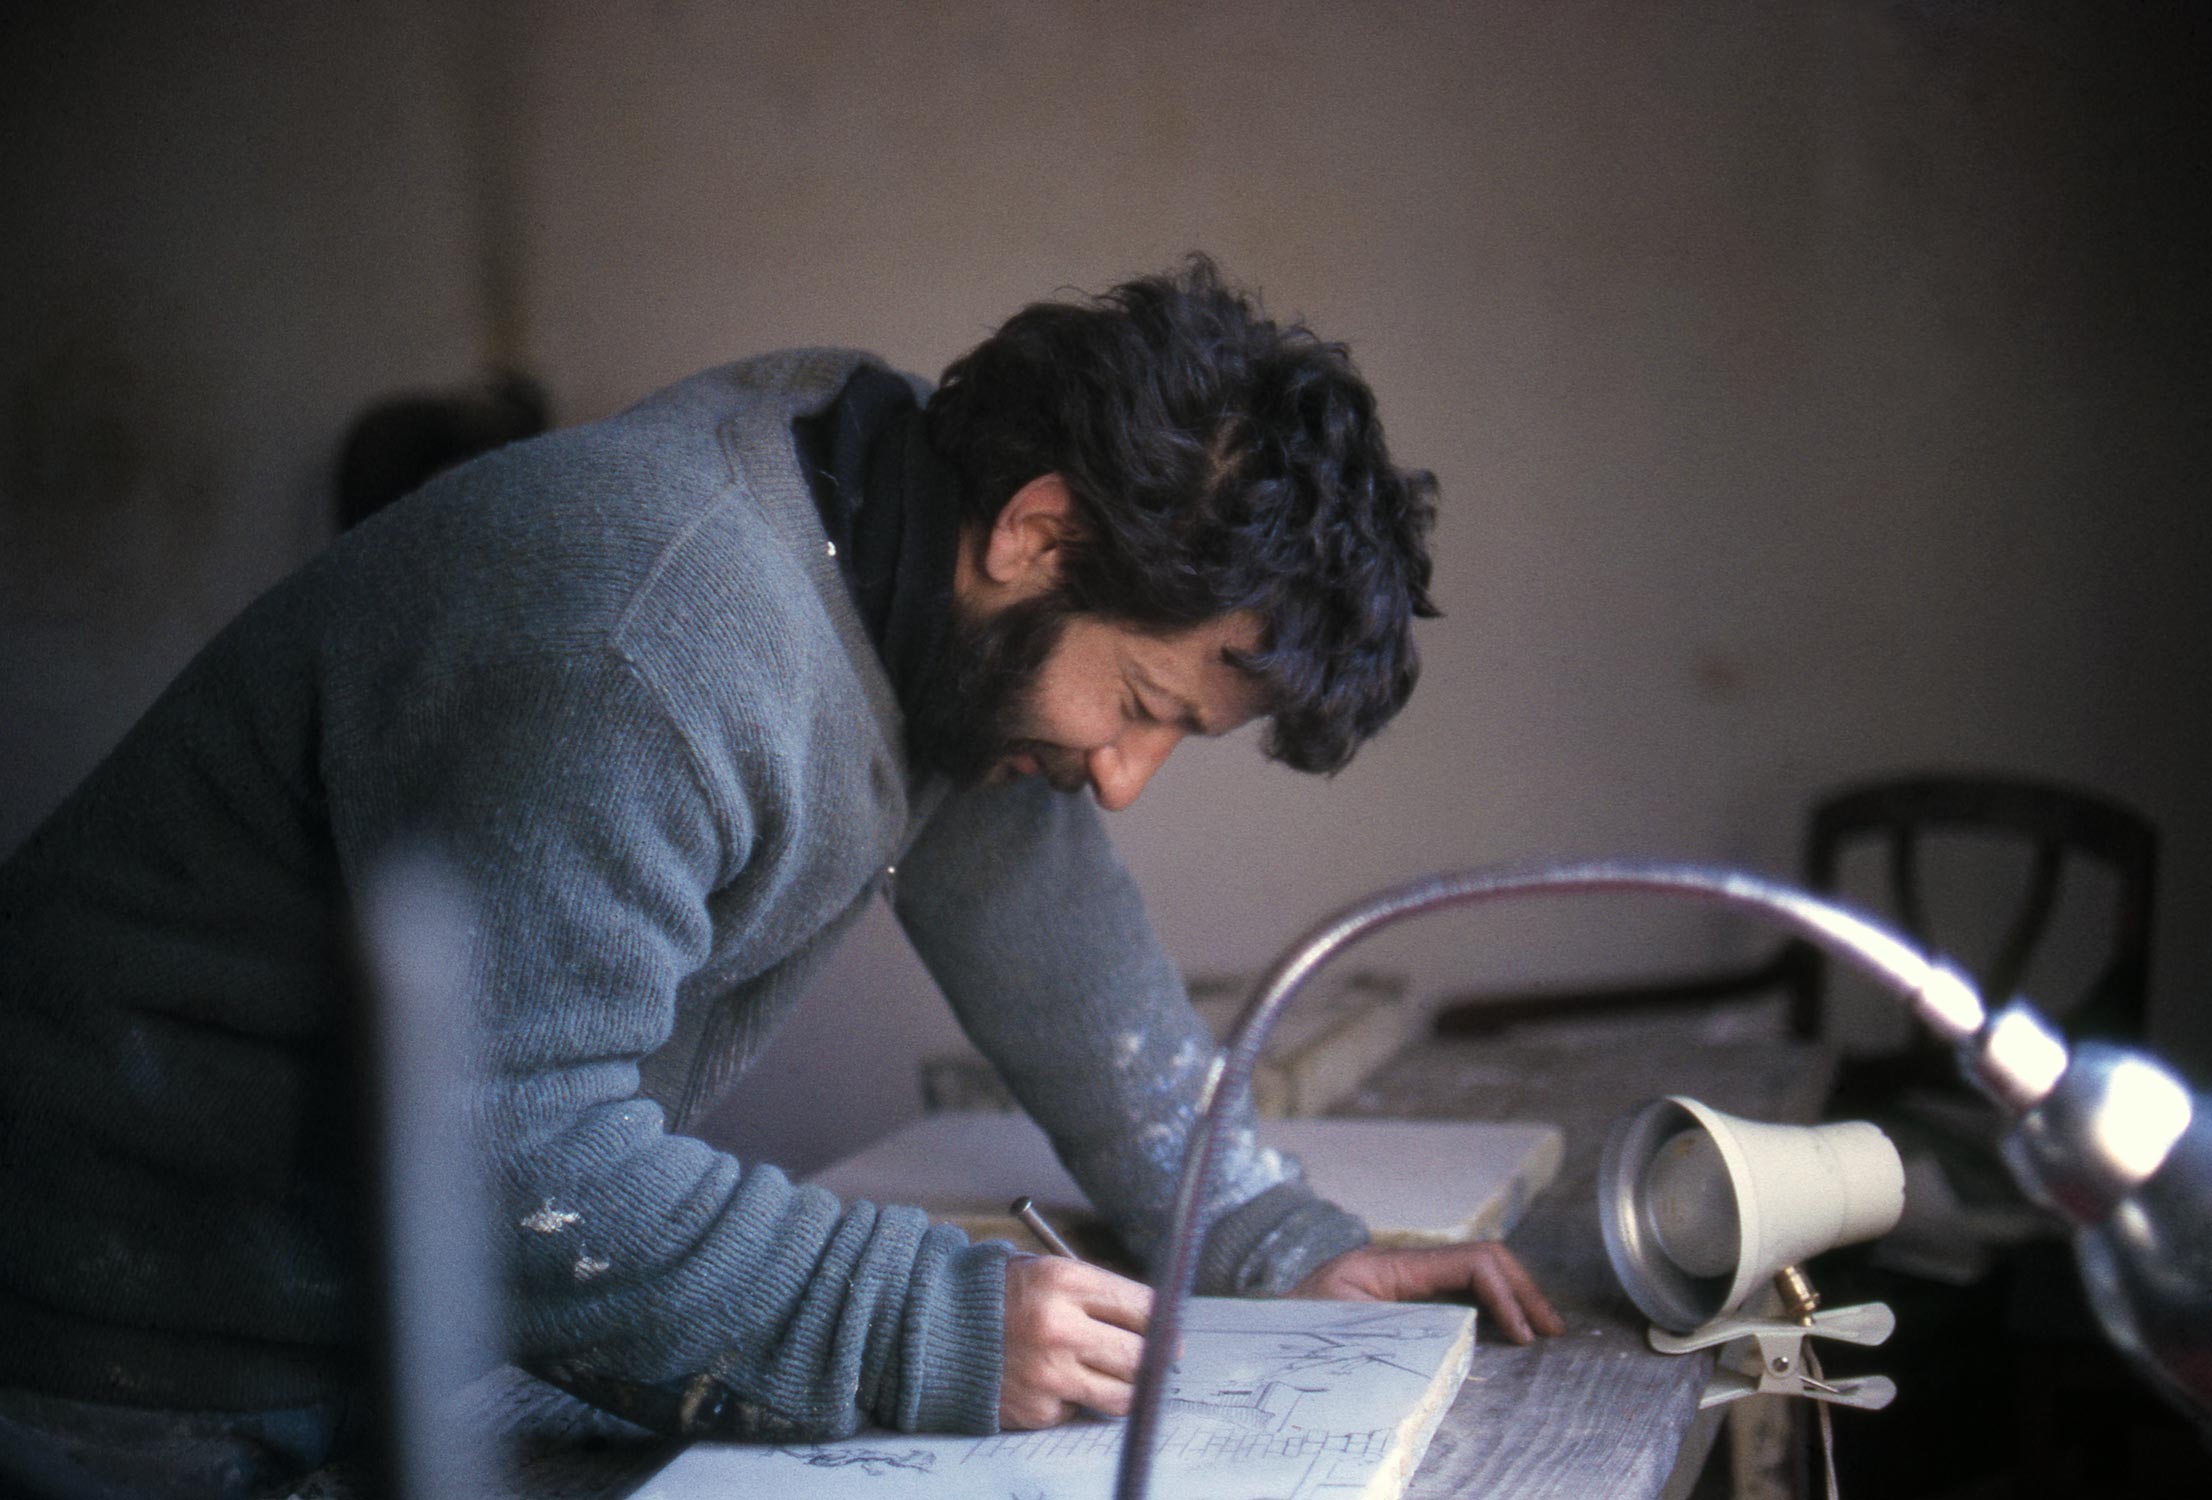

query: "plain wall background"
xmin=4 ymin=0 xmax=2206 ymax=1176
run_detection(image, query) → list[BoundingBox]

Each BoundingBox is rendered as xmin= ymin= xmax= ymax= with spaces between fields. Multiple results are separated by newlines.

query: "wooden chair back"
xmin=1794 ymin=773 xmax=2157 ymax=1046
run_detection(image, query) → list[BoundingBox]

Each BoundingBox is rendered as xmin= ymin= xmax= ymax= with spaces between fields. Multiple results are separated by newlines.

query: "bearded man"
xmin=0 ymin=258 xmax=1560 ymax=1498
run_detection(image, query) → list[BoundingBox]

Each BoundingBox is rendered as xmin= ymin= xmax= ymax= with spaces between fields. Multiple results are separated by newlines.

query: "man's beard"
xmin=902 ymin=590 xmax=1075 ymax=788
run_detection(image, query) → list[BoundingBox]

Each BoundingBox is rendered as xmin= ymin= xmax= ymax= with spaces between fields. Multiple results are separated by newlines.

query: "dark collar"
xmin=794 ymin=367 xmax=961 ymax=720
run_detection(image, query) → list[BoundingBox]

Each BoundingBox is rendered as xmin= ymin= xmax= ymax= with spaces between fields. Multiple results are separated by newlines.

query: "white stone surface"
xmin=810 ymin=1111 xmax=1564 ymax=1246
xmin=633 ymin=1297 xmax=1475 ymax=1500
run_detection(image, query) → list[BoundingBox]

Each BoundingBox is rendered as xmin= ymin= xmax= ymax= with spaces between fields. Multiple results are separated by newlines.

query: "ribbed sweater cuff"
xmin=895 ymin=1229 xmax=1012 ymax=1434
xmin=1197 ymin=1181 xmax=1370 ymax=1296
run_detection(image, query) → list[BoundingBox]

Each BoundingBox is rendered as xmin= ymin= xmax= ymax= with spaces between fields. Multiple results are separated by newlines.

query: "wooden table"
xmin=298 ymin=1008 xmax=1832 ymax=1500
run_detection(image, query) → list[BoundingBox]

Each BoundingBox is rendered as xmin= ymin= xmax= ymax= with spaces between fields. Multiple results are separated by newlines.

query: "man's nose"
xmin=1086 ymin=726 xmax=1184 ymax=812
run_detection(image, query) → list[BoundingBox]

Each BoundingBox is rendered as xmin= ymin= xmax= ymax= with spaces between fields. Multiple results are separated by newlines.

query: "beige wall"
xmin=1 ymin=0 xmax=484 ymax=838
xmin=5 ymin=1 xmax=2206 ymax=1173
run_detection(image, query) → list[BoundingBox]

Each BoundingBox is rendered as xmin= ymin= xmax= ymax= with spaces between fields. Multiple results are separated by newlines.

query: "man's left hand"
xmin=1289 ymin=1243 xmax=1567 ymax=1345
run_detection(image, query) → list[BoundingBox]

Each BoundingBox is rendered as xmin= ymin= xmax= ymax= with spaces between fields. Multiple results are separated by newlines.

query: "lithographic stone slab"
xmin=811 ymin=1112 xmax=1563 ymax=1250
xmin=631 ymin=1297 xmax=1476 ymax=1500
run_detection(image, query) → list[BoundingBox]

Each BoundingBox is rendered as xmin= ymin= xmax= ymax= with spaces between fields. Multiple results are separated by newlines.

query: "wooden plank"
xmin=1411 ymin=1318 xmax=1705 ymax=1500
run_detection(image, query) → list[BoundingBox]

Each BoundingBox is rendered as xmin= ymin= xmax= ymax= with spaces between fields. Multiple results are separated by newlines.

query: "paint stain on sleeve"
xmin=521 ymin=1199 xmax=583 ymax=1234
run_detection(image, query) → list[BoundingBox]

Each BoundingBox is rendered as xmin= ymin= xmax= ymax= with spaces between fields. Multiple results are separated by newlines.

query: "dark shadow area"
xmin=335 ymin=371 xmax=549 ymax=531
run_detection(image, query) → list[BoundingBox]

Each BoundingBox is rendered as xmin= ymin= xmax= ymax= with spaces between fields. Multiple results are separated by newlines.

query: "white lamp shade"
xmin=1601 ymin=1096 xmax=1905 ymax=1333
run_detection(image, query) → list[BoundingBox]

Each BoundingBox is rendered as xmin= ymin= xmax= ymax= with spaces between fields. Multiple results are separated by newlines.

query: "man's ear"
xmin=979 ymin=474 xmax=1080 ymax=594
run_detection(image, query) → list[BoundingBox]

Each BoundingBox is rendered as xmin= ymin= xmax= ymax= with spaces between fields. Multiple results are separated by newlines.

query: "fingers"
xmin=1431 ymin=1243 xmax=1563 ymax=1343
xmin=1077 ymin=1317 xmax=1147 ymax=1386
xmin=1287 ymin=1244 xmax=1567 ymax=1342
xmin=1063 ymin=1343 xmax=1147 ymax=1415
xmin=1466 ymin=1251 xmax=1535 ymax=1343
xmin=999 ymin=1393 xmax=1080 ymax=1431
xmin=999 ymin=1255 xmax=1155 ymax=1430
xmin=1478 ymin=1244 xmax=1566 ymax=1340
xmin=1071 ymin=1260 xmax=1154 ymax=1334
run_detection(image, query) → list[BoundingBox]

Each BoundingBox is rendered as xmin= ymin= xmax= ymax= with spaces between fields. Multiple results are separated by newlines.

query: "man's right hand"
xmin=997 ymin=1254 xmax=1153 ymax=1429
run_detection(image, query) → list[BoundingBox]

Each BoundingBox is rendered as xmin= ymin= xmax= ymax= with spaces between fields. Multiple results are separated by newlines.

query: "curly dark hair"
xmin=925 ymin=256 xmax=1439 ymax=775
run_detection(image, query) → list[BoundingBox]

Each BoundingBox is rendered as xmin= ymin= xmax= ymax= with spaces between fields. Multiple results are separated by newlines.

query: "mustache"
xmin=1014 ymin=742 xmax=1090 ymax=795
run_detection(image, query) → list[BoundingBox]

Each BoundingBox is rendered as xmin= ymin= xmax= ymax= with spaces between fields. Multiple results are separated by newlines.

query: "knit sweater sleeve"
xmin=889 ymin=777 xmax=1369 ymax=1295
xmin=324 ymin=642 xmax=1008 ymax=1440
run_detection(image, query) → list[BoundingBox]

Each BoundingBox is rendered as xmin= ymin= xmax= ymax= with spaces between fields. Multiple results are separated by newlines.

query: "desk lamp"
xmin=1601 ymin=1093 xmax=1905 ymax=1418
xmin=1113 ymin=860 xmax=2211 ymax=1500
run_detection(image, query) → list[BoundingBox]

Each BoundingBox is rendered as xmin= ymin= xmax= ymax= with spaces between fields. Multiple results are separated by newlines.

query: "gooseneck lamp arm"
xmin=1111 ymin=859 xmax=2211 ymax=1500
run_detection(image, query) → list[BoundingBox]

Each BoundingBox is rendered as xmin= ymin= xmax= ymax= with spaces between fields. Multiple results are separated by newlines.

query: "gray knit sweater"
xmin=0 ymin=350 xmax=1365 ymax=1438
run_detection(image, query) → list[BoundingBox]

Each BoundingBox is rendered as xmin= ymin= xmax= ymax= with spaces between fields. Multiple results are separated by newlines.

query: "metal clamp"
xmin=1650 ymin=1301 xmax=1896 ymax=1411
